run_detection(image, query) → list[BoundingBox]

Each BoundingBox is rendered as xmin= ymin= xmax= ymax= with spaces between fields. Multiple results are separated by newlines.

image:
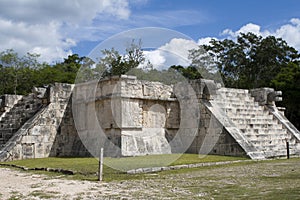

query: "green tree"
xmin=169 ymin=65 xmax=202 ymax=80
xmin=0 ymin=49 xmax=20 ymax=94
xmin=98 ymin=40 xmax=145 ymax=77
xmin=76 ymin=57 xmax=96 ymax=83
xmin=0 ymin=49 xmax=42 ymax=95
xmin=193 ymin=32 xmax=299 ymax=88
xmin=0 ymin=50 xmax=86 ymax=95
xmin=0 ymin=64 xmax=15 ymax=94
xmin=271 ymin=62 xmax=300 ymax=128
xmin=52 ymin=54 xmax=84 ymax=83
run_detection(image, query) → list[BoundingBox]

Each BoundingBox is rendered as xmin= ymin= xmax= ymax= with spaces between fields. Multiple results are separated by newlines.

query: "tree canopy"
xmin=190 ymin=32 xmax=299 ymax=88
xmin=0 ymin=50 xmax=85 ymax=95
xmin=97 ymin=39 xmax=145 ymax=77
xmin=271 ymin=62 xmax=300 ymax=128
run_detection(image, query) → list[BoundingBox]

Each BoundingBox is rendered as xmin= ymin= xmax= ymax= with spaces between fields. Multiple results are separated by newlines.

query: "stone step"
xmin=0 ymin=108 xmax=39 ymax=121
xmin=215 ymin=95 xmax=252 ymax=101
xmin=215 ymin=93 xmax=251 ymax=97
xmin=232 ymin=110 xmax=270 ymax=116
xmin=214 ymin=87 xmax=298 ymax=159
xmin=244 ymin=131 xmax=288 ymax=137
xmin=220 ymin=107 xmax=266 ymax=114
xmin=263 ymin=150 xmax=290 ymax=158
xmin=215 ymin=102 xmax=260 ymax=109
xmin=219 ymin=104 xmax=250 ymax=109
xmin=248 ymin=138 xmax=287 ymax=144
xmin=218 ymin=90 xmax=251 ymax=95
xmin=245 ymin=132 xmax=288 ymax=138
xmin=231 ymin=118 xmax=277 ymax=125
xmin=246 ymin=139 xmax=288 ymax=146
xmin=1 ymin=117 xmax=23 ymax=123
xmin=14 ymin=102 xmax=41 ymax=110
xmin=214 ymin=98 xmax=257 ymax=104
xmin=251 ymin=144 xmax=291 ymax=153
xmin=241 ymin=128 xmax=287 ymax=134
xmin=227 ymin=113 xmax=273 ymax=119
xmin=242 ymin=133 xmax=287 ymax=140
xmin=217 ymin=89 xmax=248 ymax=93
xmin=216 ymin=96 xmax=254 ymax=102
xmin=246 ymin=138 xmax=288 ymax=144
xmin=216 ymin=90 xmax=250 ymax=95
xmin=0 ymin=93 xmax=43 ymax=146
xmin=220 ymin=106 xmax=262 ymax=112
xmin=218 ymin=88 xmax=249 ymax=93
xmin=261 ymin=143 xmax=298 ymax=151
xmin=230 ymin=116 xmax=275 ymax=122
xmin=235 ymin=107 xmax=267 ymax=113
xmin=237 ymin=123 xmax=283 ymax=130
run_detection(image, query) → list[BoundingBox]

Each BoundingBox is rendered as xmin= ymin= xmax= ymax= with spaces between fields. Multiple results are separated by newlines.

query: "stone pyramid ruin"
xmin=0 ymin=75 xmax=299 ymax=161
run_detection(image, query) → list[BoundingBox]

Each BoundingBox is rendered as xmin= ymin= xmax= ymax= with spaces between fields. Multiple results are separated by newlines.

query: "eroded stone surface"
xmin=0 ymin=76 xmax=299 ymax=161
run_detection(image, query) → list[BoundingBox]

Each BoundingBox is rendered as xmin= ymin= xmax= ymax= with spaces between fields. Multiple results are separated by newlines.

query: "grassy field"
xmin=151 ymin=158 xmax=300 ymax=200
xmin=1 ymin=155 xmax=300 ymax=199
xmin=0 ymin=154 xmax=247 ymax=181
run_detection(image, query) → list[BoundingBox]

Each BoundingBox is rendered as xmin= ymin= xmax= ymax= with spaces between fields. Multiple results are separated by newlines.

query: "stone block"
xmin=121 ymin=128 xmax=171 ymax=156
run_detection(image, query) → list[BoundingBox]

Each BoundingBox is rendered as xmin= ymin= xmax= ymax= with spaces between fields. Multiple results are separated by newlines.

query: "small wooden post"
xmin=99 ymin=148 xmax=104 ymax=181
xmin=286 ymin=141 xmax=290 ymax=159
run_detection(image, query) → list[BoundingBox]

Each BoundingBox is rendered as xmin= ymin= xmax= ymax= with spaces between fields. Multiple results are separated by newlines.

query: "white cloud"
xmin=0 ymin=1 xmax=211 ymax=63
xmin=143 ymin=50 xmax=166 ymax=68
xmin=141 ymin=38 xmax=198 ymax=70
xmin=221 ymin=23 xmax=266 ymax=38
xmin=129 ymin=10 xmax=208 ymax=28
xmin=274 ymin=18 xmax=300 ymax=50
xmin=0 ymin=0 xmax=130 ymax=24
xmin=0 ymin=19 xmax=74 ymax=63
xmin=159 ymin=38 xmax=198 ymax=60
xmin=220 ymin=18 xmax=300 ymax=50
xmin=0 ymin=0 xmax=131 ymax=63
xmin=197 ymin=37 xmax=217 ymax=46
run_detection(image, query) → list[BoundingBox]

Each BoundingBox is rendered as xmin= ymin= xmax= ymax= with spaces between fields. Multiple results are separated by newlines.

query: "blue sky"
xmin=73 ymin=0 xmax=300 ymax=56
xmin=130 ymin=0 xmax=299 ymax=36
xmin=0 ymin=0 xmax=300 ymax=63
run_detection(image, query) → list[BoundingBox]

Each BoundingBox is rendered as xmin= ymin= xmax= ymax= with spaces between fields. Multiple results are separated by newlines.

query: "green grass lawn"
xmin=105 ymin=153 xmax=247 ymax=171
xmin=1 ymin=157 xmax=299 ymax=199
xmin=0 ymin=154 xmax=247 ymax=181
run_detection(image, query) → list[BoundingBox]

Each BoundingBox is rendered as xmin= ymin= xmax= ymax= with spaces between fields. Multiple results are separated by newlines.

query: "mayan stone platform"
xmin=0 ymin=75 xmax=299 ymax=161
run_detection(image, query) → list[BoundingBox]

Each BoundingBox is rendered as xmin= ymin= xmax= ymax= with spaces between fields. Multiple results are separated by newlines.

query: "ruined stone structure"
xmin=0 ymin=75 xmax=299 ymax=161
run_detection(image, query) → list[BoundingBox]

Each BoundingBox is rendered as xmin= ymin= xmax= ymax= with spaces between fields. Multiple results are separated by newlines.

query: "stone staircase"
xmin=0 ymin=93 xmax=43 ymax=148
xmin=213 ymin=87 xmax=295 ymax=158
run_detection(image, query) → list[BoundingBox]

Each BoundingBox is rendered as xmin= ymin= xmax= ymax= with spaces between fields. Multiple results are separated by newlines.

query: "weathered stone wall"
xmin=118 ymin=76 xmax=177 ymax=156
xmin=185 ymin=99 xmax=247 ymax=157
xmin=49 ymin=97 xmax=90 ymax=157
xmin=1 ymin=75 xmax=299 ymax=161
xmin=0 ymin=83 xmax=73 ymax=161
xmin=56 ymin=76 xmax=248 ymax=158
